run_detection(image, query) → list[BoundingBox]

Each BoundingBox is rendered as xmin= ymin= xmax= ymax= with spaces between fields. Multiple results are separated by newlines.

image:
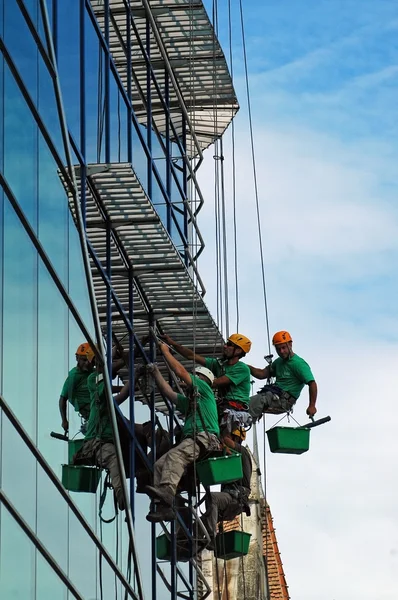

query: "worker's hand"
xmin=159 ymin=334 xmax=173 ymax=346
xmin=306 ymin=405 xmax=317 ymax=418
xmin=146 ymin=363 xmax=158 ymax=375
xmin=61 ymin=418 xmax=69 ymax=433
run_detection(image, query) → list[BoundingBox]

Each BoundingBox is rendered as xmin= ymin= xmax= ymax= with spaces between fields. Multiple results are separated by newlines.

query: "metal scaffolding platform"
xmin=63 ymin=162 xmax=223 ymax=412
xmin=91 ymin=0 xmax=238 ymax=156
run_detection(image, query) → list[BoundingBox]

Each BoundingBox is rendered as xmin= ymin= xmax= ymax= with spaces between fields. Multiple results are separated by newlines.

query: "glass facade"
xmin=0 ymin=1 xmax=235 ymax=598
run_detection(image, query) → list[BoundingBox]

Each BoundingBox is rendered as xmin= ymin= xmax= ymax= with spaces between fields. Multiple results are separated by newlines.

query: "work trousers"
xmin=76 ymin=439 xmax=124 ymax=510
xmin=249 ymin=388 xmax=295 ymax=421
xmin=154 ymin=432 xmax=219 ymax=495
xmin=202 ymin=492 xmax=242 ymax=538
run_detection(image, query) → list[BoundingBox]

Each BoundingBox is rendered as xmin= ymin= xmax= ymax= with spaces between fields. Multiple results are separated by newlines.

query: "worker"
xmin=160 ymin=333 xmax=253 ymax=435
xmin=73 ymin=351 xmax=130 ymax=510
xmin=144 ymin=343 xmax=220 ymax=523
xmin=59 ymin=343 xmax=95 ymax=434
xmin=201 ymin=428 xmax=252 ymax=547
xmin=248 ymin=331 xmax=317 ymax=421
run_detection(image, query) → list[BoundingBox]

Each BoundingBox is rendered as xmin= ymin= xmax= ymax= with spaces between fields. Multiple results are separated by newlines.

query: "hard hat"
xmin=231 ymin=428 xmax=246 ymax=441
xmin=272 ymin=331 xmax=292 ymax=346
xmin=194 ymin=366 xmax=215 ymax=385
xmin=76 ymin=343 xmax=95 ymax=363
xmin=227 ymin=333 xmax=252 ymax=354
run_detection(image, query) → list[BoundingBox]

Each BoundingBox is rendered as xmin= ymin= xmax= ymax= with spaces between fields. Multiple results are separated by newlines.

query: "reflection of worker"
xmin=145 ymin=344 xmax=220 ymax=522
xmin=74 ymin=362 xmax=129 ymax=511
xmin=201 ymin=429 xmax=252 ymax=545
xmin=249 ymin=331 xmax=317 ymax=421
xmin=160 ymin=333 xmax=253 ymax=434
xmin=59 ymin=343 xmax=95 ymax=434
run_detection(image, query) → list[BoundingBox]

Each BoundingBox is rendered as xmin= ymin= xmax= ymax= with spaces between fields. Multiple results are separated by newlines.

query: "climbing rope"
xmin=238 ymin=0 xmax=272 ymax=355
xmin=227 ymin=0 xmax=240 ymax=333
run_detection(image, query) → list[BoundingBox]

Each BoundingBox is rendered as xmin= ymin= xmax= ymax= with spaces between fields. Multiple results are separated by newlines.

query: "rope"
xmin=227 ymin=0 xmax=239 ymax=333
xmin=115 ymin=510 xmax=119 ymax=600
xmin=238 ymin=0 xmax=271 ymax=354
xmin=214 ymin=553 xmax=223 ymax=600
xmin=186 ymin=0 xmax=203 ymax=583
xmin=240 ymin=513 xmax=247 ymax=600
xmin=117 ymin=90 xmax=121 ymax=163
xmin=234 ymin=3 xmax=275 ymax=596
xmin=99 ymin=472 xmax=118 ymax=524
xmin=97 ymin=46 xmax=103 ymax=163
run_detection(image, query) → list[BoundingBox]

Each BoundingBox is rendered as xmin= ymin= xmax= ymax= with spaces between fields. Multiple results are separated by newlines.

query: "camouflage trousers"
xmin=74 ymin=438 xmax=124 ymax=510
xmin=154 ymin=432 xmax=220 ymax=495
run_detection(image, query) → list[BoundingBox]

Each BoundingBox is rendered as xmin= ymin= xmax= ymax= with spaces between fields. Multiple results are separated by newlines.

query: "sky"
xmin=197 ymin=1 xmax=398 ymax=599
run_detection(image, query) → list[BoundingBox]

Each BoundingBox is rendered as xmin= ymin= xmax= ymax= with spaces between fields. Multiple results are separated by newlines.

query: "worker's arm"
xmin=248 ymin=365 xmax=271 ymax=380
xmin=59 ymin=396 xmax=69 ymax=433
xmin=114 ymin=381 xmax=130 ymax=406
xmin=306 ymin=381 xmax=318 ymax=418
xmin=147 ymin=363 xmax=178 ymax=404
xmin=160 ymin=334 xmax=206 ymax=366
xmin=112 ymin=356 xmax=127 ymax=379
xmin=222 ymin=436 xmax=242 ymax=452
xmin=159 ymin=343 xmax=192 ymax=386
xmin=213 ymin=375 xmax=232 ymax=389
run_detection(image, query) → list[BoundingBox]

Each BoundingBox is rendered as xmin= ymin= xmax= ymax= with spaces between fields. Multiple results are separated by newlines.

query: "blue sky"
xmin=220 ymin=0 xmax=398 ymax=142
xmin=198 ymin=1 xmax=398 ymax=599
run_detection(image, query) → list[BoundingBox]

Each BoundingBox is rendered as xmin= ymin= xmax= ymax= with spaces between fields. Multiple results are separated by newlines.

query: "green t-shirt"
xmin=205 ymin=357 xmax=251 ymax=406
xmin=271 ymin=354 xmax=315 ymax=399
xmin=176 ymin=375 xmax=220 ymax=438
xmin=84 ymin=372 xmax=114 ymax=442
xmin=60 ymin=367 xmax=91 ymax=419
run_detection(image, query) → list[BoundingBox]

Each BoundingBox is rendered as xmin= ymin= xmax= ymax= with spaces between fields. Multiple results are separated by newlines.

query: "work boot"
xmin=146 ymin=504 xmax=175 ymax=523
xmin=145 ymin=484 xmax=174 ymax=506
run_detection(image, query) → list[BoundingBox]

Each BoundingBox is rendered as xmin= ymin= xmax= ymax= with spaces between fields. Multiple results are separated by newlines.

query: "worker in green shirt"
xmin=159 ymin=333 xmax=253 ymax=436
xmin=144 ymin=343 xmax=220 ymax=523
xmin=58 ymin=343 xmax=95 ymax=434
xmin=249 ymin=331 xmax=317 ymax=421
xmin=73 ymin=361 xmax=130 ymax=511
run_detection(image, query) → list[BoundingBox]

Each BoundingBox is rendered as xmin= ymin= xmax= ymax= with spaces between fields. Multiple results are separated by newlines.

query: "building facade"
xmin=0 ymin=1 xmax=242 ymax=598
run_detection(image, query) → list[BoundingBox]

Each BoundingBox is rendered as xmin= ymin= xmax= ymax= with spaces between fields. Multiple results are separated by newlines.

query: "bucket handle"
xmin=298 ymin=416 xmax=331 ymax=430
xmin=50 ymin=431 xmax=68 ymax=442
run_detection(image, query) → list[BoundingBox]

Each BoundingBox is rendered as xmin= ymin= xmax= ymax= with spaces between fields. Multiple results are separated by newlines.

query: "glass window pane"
xmin=0 ymin=506 xmax=35 ymax=600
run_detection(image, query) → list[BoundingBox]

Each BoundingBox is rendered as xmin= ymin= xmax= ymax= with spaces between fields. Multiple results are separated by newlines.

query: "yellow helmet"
xmin=272 ymin=331 xmax=292 ymax=346
xmin=227 ymin=333 xmax=252 ymax=354
xmin=76 ymin=343 xmax=95 ymax=363
xmin=231 ymin=428 xmax=246 ymax=441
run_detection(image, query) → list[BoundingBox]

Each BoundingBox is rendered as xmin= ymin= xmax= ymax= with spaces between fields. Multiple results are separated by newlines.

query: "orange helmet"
xmin=272 ymin=331 xmax=292 ymax=346
xmin=76 ymin=343 xmax=95 ymax=363
xmin=227 ymin=333 xmax=252 ymax=354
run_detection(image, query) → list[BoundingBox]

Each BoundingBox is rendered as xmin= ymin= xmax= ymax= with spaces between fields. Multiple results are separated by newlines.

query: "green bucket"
xmin=196 ymin=452 xmax=243 ymax=487
xmin=215 ymin=531 xmax=251 ymax=560
xmin=267 ymin=426 xmax=310 ymax=455
xmin=156 ymin=534 xmax=171 ymax=560
xmin=68 ymin=439 xmax=85 ymax=464
xmin=156 ymin=533 xmax=207 ymax=562
xmin=62 ymin=465 xmax=101 ymax=493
